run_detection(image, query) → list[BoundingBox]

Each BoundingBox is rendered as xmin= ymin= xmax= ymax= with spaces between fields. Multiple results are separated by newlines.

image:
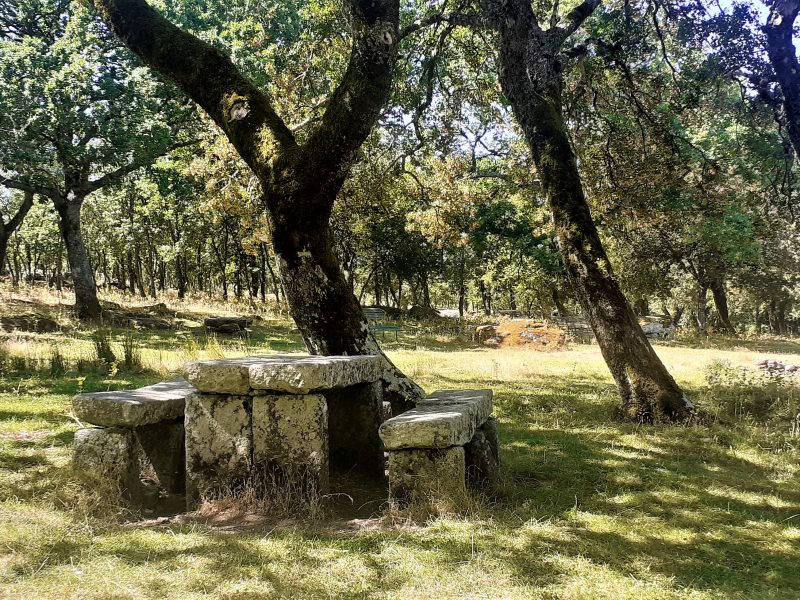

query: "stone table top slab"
xmin=73 ymin=379 xmax=195 ymax=427
xmin=379 ymin=389 xmax=492 ymax=450
xmin=184 ymin=354 xmax=383 ymax=395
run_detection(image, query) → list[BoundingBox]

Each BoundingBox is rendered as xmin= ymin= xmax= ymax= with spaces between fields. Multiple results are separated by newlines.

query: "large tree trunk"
xmin=495 ymin=2 xmax=691 ymax=421
xmin=93 ymin=0 xmax=424 ymax=409
xmin=269 ymin=193 xmax=422 ymax=411
xmin=766 ymin=1 xmax=800 ymax=158
xmin=53 ymin=198 xmax=102 ymax=319
xmin=0 ymin=190 xmax=34 ymax=274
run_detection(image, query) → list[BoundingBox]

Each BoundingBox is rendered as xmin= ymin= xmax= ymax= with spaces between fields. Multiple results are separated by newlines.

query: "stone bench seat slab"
xmin=379 ymin=389 xmax=492 ymax=450
xmin=73 ymin=379 xmax=195 ymax=427
xmin=184 ymin=354 xmax=383 ymax=395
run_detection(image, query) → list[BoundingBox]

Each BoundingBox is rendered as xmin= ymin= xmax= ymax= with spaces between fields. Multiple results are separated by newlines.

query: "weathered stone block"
xmin=184 ymin=354 xmax=382 ymax=395
xmin=252 ymin=394 xmax=329 ymax=493
xmin=387 ymin=446 xmax=466 ymax=503
xmin=135 ymin=420 xmax=186 ymax=494
xmin=379 ymin=389 xmax=493 ymax=450
xmin=73 ymin=427 xmax=138 ymax=490
xmin=324 ymin=381 xmax=384 ymax=477
xmin=185 ymin=393 xmax=252 ymax=503
xmin=73 ymin=379 xmax=194 ymax=427
xmin=465 ymin=417 xmax=500 ymax=490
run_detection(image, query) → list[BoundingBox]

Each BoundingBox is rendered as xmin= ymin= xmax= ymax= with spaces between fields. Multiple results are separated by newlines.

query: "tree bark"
xmin=53 ymin=197 xmax=102 ymax=319
xmin=765 ymin=1 xmax=800 ymax=158
xmin=494 ymin=0 xmax=691 ymax=421
xmin=709 ymin=278 xmax=733 ymax=332
xmin=0 ymin=190 xmax=34 ymax=275
xmin=94 ymin=0 xmax=424 ymax=408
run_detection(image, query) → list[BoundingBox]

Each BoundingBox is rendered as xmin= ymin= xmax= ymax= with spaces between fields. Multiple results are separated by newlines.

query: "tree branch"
xmin=91 ymin=0 xmax=298 ymax=177
xmin=765 ymin=0 xmax=800 ymax=158
xmin=3 ymin=191 xmax=34 ymax=232
xmin=84 ymin=138 xmax=200 ymax=194
xmin=0 ymin=176 xmax=47 ymax=196
xmin=399 ymin=12 xmax=495 ymax=41
xmin=295 ymin=0 xmax=399 ymax=196
xmin=554 ymin=0 xmax=602 ymax=43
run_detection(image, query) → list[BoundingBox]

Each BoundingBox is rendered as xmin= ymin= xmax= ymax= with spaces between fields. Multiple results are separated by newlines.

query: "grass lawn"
xmin=0 ymin=295 xmax=798 ymax=599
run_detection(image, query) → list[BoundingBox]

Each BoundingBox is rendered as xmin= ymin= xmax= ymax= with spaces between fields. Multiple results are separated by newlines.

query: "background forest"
xmin=1 ymin=0 xmax=794 ymax=335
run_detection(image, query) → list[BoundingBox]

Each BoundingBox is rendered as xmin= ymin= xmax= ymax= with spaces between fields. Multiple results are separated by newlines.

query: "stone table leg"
xmin=252 ymin=393 xmax=329 ymax=495
xmin=185 ymin=393 xmax=252 ymax=507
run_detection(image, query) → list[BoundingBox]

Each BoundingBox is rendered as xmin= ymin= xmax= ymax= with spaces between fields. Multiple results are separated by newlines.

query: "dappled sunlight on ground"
xmin=1 ymin=299 xmax=799 ymax=598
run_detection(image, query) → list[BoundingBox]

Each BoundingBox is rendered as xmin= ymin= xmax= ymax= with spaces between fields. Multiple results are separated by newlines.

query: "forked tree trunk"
xmin=93 ymin=0 xmax=424 ymax=409
xmin=495 ymin=3 xmax=691 ymax=421
xmin=53 ymin=197 xmax=102 ymax=319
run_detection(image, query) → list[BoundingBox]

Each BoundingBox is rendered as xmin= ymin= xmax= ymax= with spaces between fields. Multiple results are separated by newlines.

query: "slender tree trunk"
xmin=710 ymin=278 xmax=733 ymax=332
xmin=53 ymin=197 xmax=102 ymax=319
xmin=551 ymin=286 xmax=568 ymax=316
xmin=496 ymin=6 xmax=691 ymax=421
xmin=0 ymin=230 xmax=7 ymax=277
xmin=695 ymin=286 xmax=709 ymax=332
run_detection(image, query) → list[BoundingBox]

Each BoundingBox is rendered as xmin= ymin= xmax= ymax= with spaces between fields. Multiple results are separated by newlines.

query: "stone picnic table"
xmin=72 ymin=353 xmax=500 ymax=510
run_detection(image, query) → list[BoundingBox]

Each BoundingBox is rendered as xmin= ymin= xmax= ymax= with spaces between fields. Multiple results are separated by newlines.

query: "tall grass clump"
xmin=49 ymin=346 xmax=67 ymax=376
xmin=91 ymin=329 xmax=116 ymax=366
xmin=121 ymin=332 xmax=142 ymax=372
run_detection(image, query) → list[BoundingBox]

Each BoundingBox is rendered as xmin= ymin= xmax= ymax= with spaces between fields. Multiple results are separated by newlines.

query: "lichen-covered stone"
xmin=184 ymin=354 xmax=382 ymax=395
xmin=73 ymin=427 xmax=137 ymax=489
xmin=387 ymin=446 xmax=466 ymax=503
xmin=324 ymin=381 xmax=384 ymax=476
xmin=73 ymin=379 xmax=194 ymax=427
xmin=379 ymin=389 xmax=493 ymax=450
xmin=185 ymin=393 xmax=252 ymax=503
xmin=382 ymin=401 xmax=392 ymax=422
xmin=465 ymin=417 xmax=500 ymax=490
xmin=252 ymin=394 xmax=329 ymax=493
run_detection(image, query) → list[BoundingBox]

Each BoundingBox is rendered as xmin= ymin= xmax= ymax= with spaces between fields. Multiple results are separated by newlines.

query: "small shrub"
xmin=49 ymin=346 xmax=67 ymax=376
xmin=91 ymin=329 xmax=116 ymax=365
xmin=704 ymin=359 xmax=800 ymax=427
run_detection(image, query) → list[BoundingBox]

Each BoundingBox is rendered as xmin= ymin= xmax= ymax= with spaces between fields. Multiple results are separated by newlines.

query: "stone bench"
xmin=72 ymin=379 xmax=195 ymax=508
xmin=379 ymin=389 xmax=499 ymax=503
xmin=182 ymin=354 xmax=386 ymax=506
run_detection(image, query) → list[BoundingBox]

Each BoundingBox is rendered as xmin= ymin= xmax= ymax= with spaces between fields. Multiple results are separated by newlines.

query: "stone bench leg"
xmin=324 ymin=381 xmax=384 ymax=477
xmin=74 ymin=426 xmax=184 ymax=508
xmin=387 ymin=446 xmax=466 ymax=503
xmin=74 ymin=427 xmax=139 ymax=492
xmin=465 ymin=417 xmax=500 ymax=490
xmin=252 ymin=393 xmax=329 ymax=495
